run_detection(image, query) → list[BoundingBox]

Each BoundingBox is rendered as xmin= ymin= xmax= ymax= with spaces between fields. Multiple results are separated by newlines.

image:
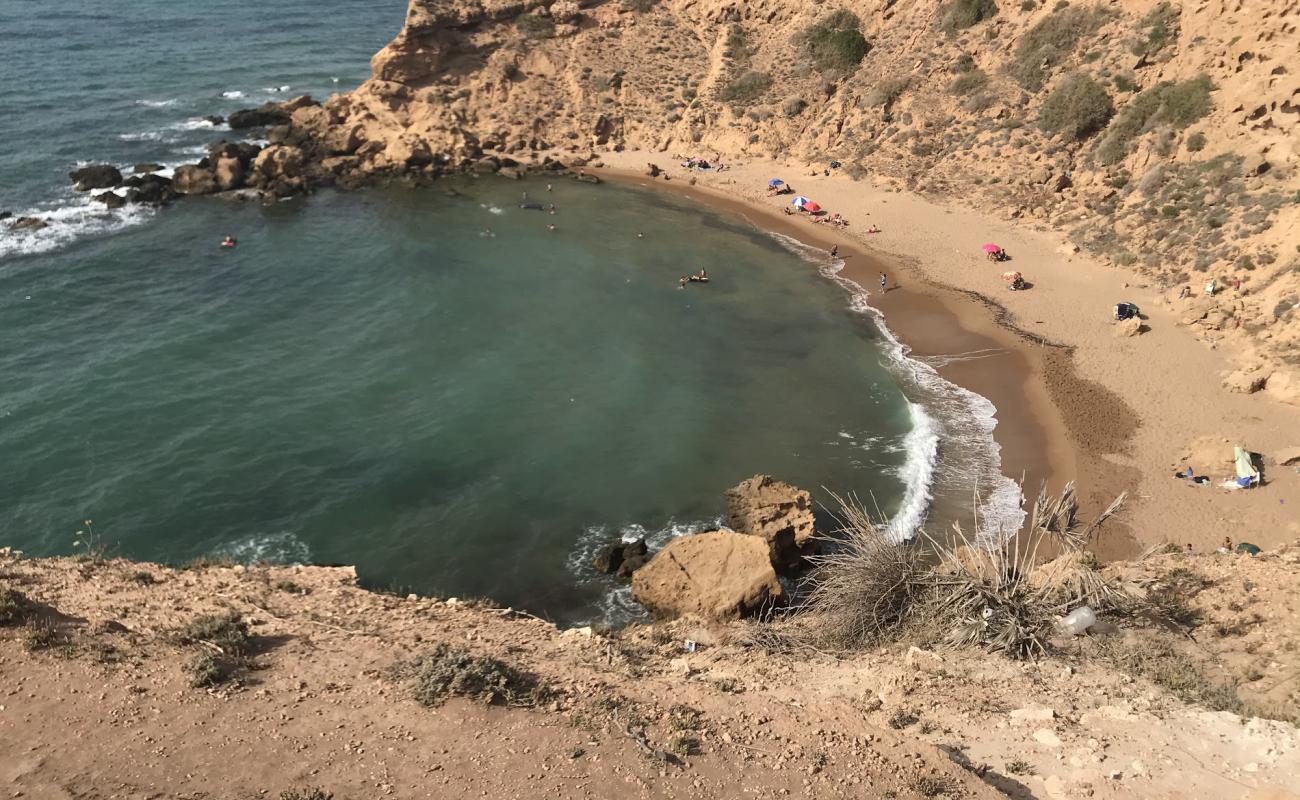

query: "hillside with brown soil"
xmin=238 ymin=0 xmax=1294 ymax=404
xmin=2 ymin=542 xmax=1299 ymax=799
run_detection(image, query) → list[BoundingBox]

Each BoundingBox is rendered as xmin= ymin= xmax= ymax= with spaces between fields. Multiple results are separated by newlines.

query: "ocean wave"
xmin=766 ymin=231 xmax=1026 ymax=544
xmin=220 ymin=90 xmax=245 ymax=99
xmin=262 ymin=85 xmax=292 ymax=94
xmin=135 ymin=98 xmax=179 ymax=108
xmin=167 ymin=117 xmax=226 ymax=132
xmin=213 ymin=531 xmax=311 ymax=564
xmin=0 ymin=196 xmax=155 ymax=260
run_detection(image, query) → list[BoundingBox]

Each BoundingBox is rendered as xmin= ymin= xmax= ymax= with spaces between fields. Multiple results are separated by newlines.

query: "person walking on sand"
xmin=880 ymin=272 xmax=887 ymax=292
xmin=830 ymin=245 xmax=838 ymax=258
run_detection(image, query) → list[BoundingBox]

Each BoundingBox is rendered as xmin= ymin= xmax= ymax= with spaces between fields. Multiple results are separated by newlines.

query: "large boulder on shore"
xmin=725 ymin=475 xmax=817 ymax=569
xmin=70 ymin=164 xmax=122 ymax=191
xmin=214 ymin=156 xmax=246 ymax=191
xmin=631 ymin=531 xmax=782 ymax=620
xmin=172 ymin=165 xmax=217 ymax=195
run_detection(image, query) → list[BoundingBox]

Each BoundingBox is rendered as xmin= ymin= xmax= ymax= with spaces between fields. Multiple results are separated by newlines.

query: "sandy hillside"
xmin=3 ymin=543 xmax=1300 ymax=799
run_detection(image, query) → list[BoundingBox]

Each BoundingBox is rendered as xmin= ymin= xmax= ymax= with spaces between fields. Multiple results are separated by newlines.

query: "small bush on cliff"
xmin=1009 ymin=6 xmax=1109 ymax=91
xmin=939 ymin=0 xmax=999 ymax=35
xmin=1093 ymin=75 xmax=1213 ymax=164
xmin=391 ymin=644 xmax=548 ymax=708
xmin=1039 ymin=73 xmax=1113 ymax=140
xmin=0 ymin=586 xmax=28 ymax=625
xmin=516 ymin=13 xmax=556 ymax=39
xmin=800 ymin=11 xmax=870 ymax=74
xmin=621 ymin=0 xmax=656 ymax=10
xmin=720 ymin=71 xmax=773 ymax=104
xmin=1130 ymin=2 xmax=1179 ymax=58
xmin=174 ymin=611 xmax=254 ymax=687
xmin=948 ymin=69 xmax=988 ymax=96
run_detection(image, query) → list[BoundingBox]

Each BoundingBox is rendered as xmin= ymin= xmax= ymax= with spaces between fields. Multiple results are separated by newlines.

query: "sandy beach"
xmin=595 ymin=152 xmax=1300 ymax=557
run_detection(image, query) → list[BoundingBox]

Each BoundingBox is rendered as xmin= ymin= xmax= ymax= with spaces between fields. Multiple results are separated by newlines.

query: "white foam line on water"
xmin=766 ymin=231 xmax=1026 ymax=545
xmin=135 ymin=98 xmax=180 ymax=108
xmin=0 ymin=195 xmax=156 ymax=260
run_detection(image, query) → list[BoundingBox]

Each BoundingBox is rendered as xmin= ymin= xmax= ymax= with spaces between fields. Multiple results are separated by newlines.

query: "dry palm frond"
xmin=798 ymin=491 xmax=931 ymax=652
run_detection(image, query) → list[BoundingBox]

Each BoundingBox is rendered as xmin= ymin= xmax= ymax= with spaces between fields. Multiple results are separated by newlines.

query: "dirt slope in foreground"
xmin=2 ymin=547 xmax=1298 ymax=799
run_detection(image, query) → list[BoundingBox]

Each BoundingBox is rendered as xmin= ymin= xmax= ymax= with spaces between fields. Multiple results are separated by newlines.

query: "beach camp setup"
xmin=790 ymin=196 xmax=821 ymax=213
xmin=1230 ymin=445 xmax=1261 ymax=489
xmin=1002 ymin=271 xmax=1026 ymax=291
xmin=1115 ymin=302 xmax=1139 ymax=321
xmin=768 ymin=178 xmax=784 ymax=187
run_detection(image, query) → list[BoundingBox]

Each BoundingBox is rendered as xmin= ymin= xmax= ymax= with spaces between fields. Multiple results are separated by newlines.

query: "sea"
xmin=0 ymin=0 xmax=1022 ymax=624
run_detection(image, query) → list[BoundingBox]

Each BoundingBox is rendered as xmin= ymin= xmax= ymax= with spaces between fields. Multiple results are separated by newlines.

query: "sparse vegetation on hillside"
xmin=1009 ymin=6 xmax=1109 ymax=91
xmin=939 ymin=0 xmax=999 ymax=35
xmin=516 ymin=13 xmax=556 ymax=39
xmin=173 ymin=611 xmax=254 ymax=687
xmin=0 ymin=586 xmax=27 ymax=625
xmin=720 ymin=70 xmax=773 ymax=104
xmin=1094 ymin=75 xmax=1213 ymax=164
xmin=391 ymin=643 xmax=548 ymax=707
xmin=1039 ymin=73 xmax=1114 ymax=140
xmin=1131 ymin=2 xmax=1180 ymax=58
xmin=800 ymin=11 xmax=870 ymax=74
xmin=948 ymin=69 xmax=988 ymax=96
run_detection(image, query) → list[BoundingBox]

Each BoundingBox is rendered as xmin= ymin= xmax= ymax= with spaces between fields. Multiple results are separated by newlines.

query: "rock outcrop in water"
xmin=70 ymin=164 xmax=123 ymax=192
xmin=726 ymin=474 xmax=817 ymax=571
xmin=631 ymin=530 xmax=782 ymax=620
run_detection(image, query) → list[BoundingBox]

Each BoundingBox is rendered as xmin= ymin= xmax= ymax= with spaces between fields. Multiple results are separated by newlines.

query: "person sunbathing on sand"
xmin=867 ymin=225 xmax=880 ymax=234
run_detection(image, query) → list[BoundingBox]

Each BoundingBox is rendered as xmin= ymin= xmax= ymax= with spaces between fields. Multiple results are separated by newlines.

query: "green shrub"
xmin=783 ymin=97 xmax=808 ymax=117
xmin=1019 ymin=0 xmax=1036 ymax=9
xmin=1009 ymin=6 xmax=1109 ymax=90
xmin=502 ymin=63 xmax=520 ymax=80
xmin=1094 ymin=75 xmax=1213 ymax=164
xmin=1131 ymin=2 xmax=1179 ymax=56
xmin=1186 ymin=131 xmax=1206 ymax=152
xmin=516 ymin=13 xmax=556 ymax=39
xmin=0 ymin=586 xmax=26 ymax=625
xmin=1038 ymin=73 xmax=1114 ymax=140
xmin=719 ymin=71 xmax=772 ymax=104
xmin=800 ymin=11 xmax=870 ymax=73
xmin=280 ymin=790 xmax=331 ymax=800
xmin=1113 ymin=73 xmax=1137 ymax=92
xmin=940 ymin=0 xmax=999 ymax=35
xmin=621 ymin=0 xmax=656 ymax=10
xmin=949 ymin=69 xmax=989 ymax=96
xmin=951 ymin=53 xmax=976 ymax=73
xmin=391 ymin=643 xmax=548 ymax=707
xmin=174 ymin=611 xmax=252 ymax=657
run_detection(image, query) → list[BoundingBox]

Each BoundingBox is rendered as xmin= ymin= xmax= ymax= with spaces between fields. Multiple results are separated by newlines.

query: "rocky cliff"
xmin=257 ymin=0 xmax=1298 ymax=403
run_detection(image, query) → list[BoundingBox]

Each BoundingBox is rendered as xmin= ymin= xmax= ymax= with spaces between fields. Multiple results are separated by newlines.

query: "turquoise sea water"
xmin=0 ymin=1 xmax=1020 ymax=624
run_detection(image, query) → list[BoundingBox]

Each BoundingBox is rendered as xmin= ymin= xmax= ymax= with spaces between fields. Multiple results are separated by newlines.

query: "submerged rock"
xmin=8 ymin=216 xmax=48 ymax=232
xmin=228 ymin=103 xmax=292 ymax=130
xmin=592 ymin=538 xmax=647 ymax=576
xmin=631 ymin=531 xmax=781 ymax=620
xmin=92 ymin=191 xmax=126 ymax=209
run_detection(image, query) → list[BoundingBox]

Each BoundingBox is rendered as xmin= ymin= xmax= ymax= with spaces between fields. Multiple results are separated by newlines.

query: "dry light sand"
xmin=596 ymin=152 xmax=1300 ymax=556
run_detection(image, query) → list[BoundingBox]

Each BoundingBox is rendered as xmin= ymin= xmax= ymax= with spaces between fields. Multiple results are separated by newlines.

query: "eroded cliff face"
xmin=275 ymin=0 xmax=1299 ymax=403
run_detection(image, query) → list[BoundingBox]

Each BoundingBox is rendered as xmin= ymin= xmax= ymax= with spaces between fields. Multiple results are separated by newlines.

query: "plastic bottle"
xmin=1060 ymin=606 xmax=1097 ymax=635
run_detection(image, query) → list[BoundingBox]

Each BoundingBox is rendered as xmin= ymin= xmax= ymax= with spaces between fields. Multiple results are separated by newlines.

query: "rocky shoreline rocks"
xmin=588 ymin=475 xmax=821 ymax=622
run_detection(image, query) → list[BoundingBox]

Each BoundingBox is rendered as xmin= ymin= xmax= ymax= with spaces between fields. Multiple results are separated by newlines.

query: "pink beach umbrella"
xmin=982 ymin=243 xmax=1002 ymax=254
xmin=802 ymin=201 xmax=822 ymax=213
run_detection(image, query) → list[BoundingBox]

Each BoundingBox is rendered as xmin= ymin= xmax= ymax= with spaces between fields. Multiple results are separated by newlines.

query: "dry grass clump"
xmin=1008 ymin=6 xmax=1109 ymax=91
xmin=1038 ymin=73 xmax=1114 ymax=141
xmin=390 ymin=643 xmax=548 ymax=708
xmin=796 ymin=484 xmax=1129 ymax=659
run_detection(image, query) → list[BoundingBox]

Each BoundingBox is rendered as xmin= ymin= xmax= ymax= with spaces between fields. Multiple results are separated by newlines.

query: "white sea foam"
xmin=167 ymin=117 xmax=226 ymax=131
xmin=214 ymin=531 xmax=311 ymax=564
xmin=766 ymin=231 xmax=1026 ymax=544
xmin=220 ymin=90 xmax=245 ymax=99
xmin=0 ymin=195 xmax=155 ymax=260
xmin=262 ymin=85 xmax=291 ymax=94
xmin=135 ymin=98 xmax=179 ymax=108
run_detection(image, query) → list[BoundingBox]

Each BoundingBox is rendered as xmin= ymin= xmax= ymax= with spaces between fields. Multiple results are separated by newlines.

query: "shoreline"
xmin=595 ymin=165 xmax=1131 ymax=554
xmin=592 ymin=152 xmax=1300 ymax=558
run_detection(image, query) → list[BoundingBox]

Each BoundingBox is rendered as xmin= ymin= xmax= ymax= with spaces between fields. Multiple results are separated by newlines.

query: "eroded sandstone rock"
xmin=725 ymin=475 xmax=817 ymax=569
xmin=172 ymin=166 xmax=217 ymax=195
xmin=631 ymin=531 xmax=781 ymax=620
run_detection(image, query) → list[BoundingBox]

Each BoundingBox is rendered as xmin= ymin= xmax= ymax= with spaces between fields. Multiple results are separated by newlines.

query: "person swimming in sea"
xmin=547 ymin=223 xmax=557 ymax=232
xmin=679 ymin=276 xmax=688 ymax=289
xmin=221 ymin=235 xmax=237 ymax=248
